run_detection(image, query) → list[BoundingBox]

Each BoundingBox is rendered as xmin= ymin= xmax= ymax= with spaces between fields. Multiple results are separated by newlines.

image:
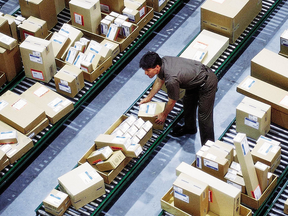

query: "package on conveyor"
xmin=138 ymin=101 xmax=166 ymax=130
xmin=43 ymin=189 xmax=71 ymax=216
xmin=100 ymin=0 xmax=124 ymax=13
xmin=69 ymin=0 xmax=101 ymax=34
xmin=200 ymin=0 xmax=262 ymax=44
xmin=123 ymin=0 xmax=146 ymax=23
xmin=20 ymin=82 xmax=74 ymax=124
xmin=2 ymin=14 xmax=18 ymax=41
xmin=146 ymin=0 xmax=168 ymax=12
xmin=251 ymin=135 xmax=281 ymax=173
xmin=18 ymin=0 xmax=57 ymax=30
xmin=18 ymin=16 xmax=48 ymax=42
xmin=236 ymin=96 xmax=271 ymax=140
xmin=0 ymin=32 xmax=17 ymax=51
xmin=251 ymin=48 xmax=288 ymax=92
xmin=0 ymin=148 xmax=9 ymax=172
xmin=58 ymin=24 xmax=84 ymax=60
xmin=173 ymin=172 xmax=209 ymax=216
xmin=87 ymin=146 xmax=113 ymax=164
xmin=224 ymin=168 xmax=246 ymax=194
xmin=58 ymin=162 xmax=105 ymax=210
xmin=20 ymin=35 xmax=57 ymax=83
xmin=0 ymin=16 xmax=11 ymax=36
xmin=0 ymin=90 xmax=47 ymax=136
xmin=0 ymin=130 xmax=17 ymax=144
xmin=237 ymin=75 xmax=288 ymax=129
xmin=176 ymin=162 xmax=241 ymax=216
xmin=49 ymin=32 xmax=71 ymax=59
xmin=0 ymin=120 xmax=33 ymax=164
xmin=54 ymin=64 xmax=85 ymax=98
xmin=280 ymin=29 xmax=288 ymax=57
xmin=95 ymin=150 xmax=126 ymax=171
xmin=233 ymin=133 xmax=262 ymax=199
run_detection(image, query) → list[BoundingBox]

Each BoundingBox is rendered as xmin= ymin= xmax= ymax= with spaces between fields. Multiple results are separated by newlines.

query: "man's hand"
xmin=154 ymin=112 xmax=167 ymax=125
xmin=139 ymin=97 xmax=151 ymax=105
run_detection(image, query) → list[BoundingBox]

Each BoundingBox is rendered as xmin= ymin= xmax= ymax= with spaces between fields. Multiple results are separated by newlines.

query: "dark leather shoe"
xmin=171 ymin=126 xmax=197 ymax=137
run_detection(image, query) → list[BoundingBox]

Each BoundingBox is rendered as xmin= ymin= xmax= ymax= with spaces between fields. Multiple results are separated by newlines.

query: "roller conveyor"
xmin=0 ymin=0 xmax=185 ymax=191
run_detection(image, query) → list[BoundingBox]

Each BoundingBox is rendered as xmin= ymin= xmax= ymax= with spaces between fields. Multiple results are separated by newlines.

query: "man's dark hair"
xmin=139 ymin=51 xmax=162 ymax=70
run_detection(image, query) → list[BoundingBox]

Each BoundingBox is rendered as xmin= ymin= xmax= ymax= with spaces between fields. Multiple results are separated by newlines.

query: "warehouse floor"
xmin=1 ymin=0 xmax=288 ymax=215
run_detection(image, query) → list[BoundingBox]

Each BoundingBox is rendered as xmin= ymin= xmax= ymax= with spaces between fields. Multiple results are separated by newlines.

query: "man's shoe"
xmin=171 ymin=126 xmax=197 ymax=137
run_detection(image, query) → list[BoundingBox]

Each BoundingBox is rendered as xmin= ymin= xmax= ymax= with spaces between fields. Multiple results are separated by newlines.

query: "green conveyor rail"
xmin=0 ymin=0 xmax=185 ymax=192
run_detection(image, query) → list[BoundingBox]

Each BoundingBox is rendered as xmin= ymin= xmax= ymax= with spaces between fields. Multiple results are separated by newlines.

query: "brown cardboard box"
xmin=0 ymin=159 xmax=9 ymax=171
xmin=180 ymin=29 xmax=229 ymax=67
xmin=0 ymin=33 xmax=17 ymax=50
xmin=125 ymin=143 xmax=142 ymax=158
xmin=43 ymin=189 xmax=71 ymax=216
xmin=0 ymin=71 xmax=6 ymax=88
xmin=233 ymin=133 xmax=261 ymax=199
xmin=224 ymin=169 xmax=246 ymax=193
xmin=54 ymin=0 xmax=65 ymax=14
xmin=146 ymin=0 xmax=167 ymax=12
xmin=0 ymin=148 xmax=7 ymax=165
xmin=0 ymin=45 xmax=22 ymax=81
xmin=100 ymin=0 xmax=124 ymax=13
xmin=251 ymin=135 xmax=281 ymax=173
xmin=49 ymin=32 xmax=71 ymax=59
xmin=280 ymin=29 xmax=288 ymax=56
xmin=94 ymin=134 xmax=131 ymax=151
xmin=69 ymin=0 xmax=101 ymax=33
xmin=21 ymin=82 xmax=74 ymax=124
xmin=87 ymin=146 xmax=113 ymax=164
xmin=19 ymin=0 xmax=57 ymax=30
xmin=161 ymin=187 xmax=252 ymax=216
xmin=100 ymin=39 xmax=120 ymax=59
xmin=208 ymin=140 xmax=234 ymax=165
xmin=136 ymin=6 xmax=154 ymax=31
xmin=201 ymin=0 xmax=262 ymax=44
xmin=26 ymin=117 xmax=49 ymax=138
xmin=0 ymin=90 xmax=46 ymax=135
xmin=58 ymin=24 xmax=84 ymax=60
xmin=284 ymin=198 xmax=288 ymax=214
xmin=251 ymin=48 xmax=288 ymax=91
xmin=18 ymin=16 xmax=48 ymax=41
xmin=58 ymin=162 xmax=105 ymax=210
xmin=95 ymin=150 xmax=126 ymax=171
xmin=122 ymin=7 xmax=141 ymax=23
xmin=20 ymin=35 xmax=57 ymax=83
xmin=78 ymin=142 xmax=131 ymax=183
xmin=173 ymin=172 xmax=209 ymax=216
xmin=254 ymin=161 xmax=269 ymax=193
xmin=138 ymin=102 xmax=166 ymax=130
xmin=236 ymin=75 xmax=288 ymax=129
xmin=3 ymin=14 xmax=18 ymax=41
xmin=176 ymin=162 xmax=241 ymax=216
xmin=0 ymin=130 xmax=17 ymax=144
xmin=124 ymin=0 xmax=146 ymax=19
xmin=54 ymin=64 xmax=85 ymax=98
xmin=0 ymin=16 xmax=11 ymax=36
xmin=236 ymin=96 xmax=271 ymax=140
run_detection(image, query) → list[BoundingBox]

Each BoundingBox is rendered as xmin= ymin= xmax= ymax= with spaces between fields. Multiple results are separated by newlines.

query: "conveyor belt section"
xmin=0 ymin=0 xmax=184 ymax=191
xmin=35 ymin=88 xmax=183 ymax=216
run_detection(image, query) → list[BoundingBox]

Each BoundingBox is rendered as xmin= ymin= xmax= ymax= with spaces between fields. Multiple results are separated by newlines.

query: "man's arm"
xmin=155 ymin=97 xmax=177 ymax=124
xmin=139 ymin=77 xmax=165 ymax=104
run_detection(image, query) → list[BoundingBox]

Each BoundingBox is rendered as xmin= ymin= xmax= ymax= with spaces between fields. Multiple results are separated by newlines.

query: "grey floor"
xmin=1 ymin=0 xmax=288 ymax=215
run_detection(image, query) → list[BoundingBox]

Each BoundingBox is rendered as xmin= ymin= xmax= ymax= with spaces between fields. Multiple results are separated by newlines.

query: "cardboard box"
xmin=58 ymin=162 xmax=105 ymax=209
xmin=280 ymin=29 xmax=288 ymax=56
xmin=180 ymin=29 xmax=229 ymax=67
xmin=0 ymin=16 xmax=11 ymax=36
xmin=87 ymin=146 xmax=113 ymax=164
xmin=207 ymin=140 xmax=234 ymax=165
xmin=138 ymin=102 xmax=166 ymax=130
xmin=251 ymin=135 xmax=281 ymax=173
xmin=100 ymin=39 xmax=120 ymax=59
xmin=100 ymin=0 xmax=124 ymax=13
xmin=176 ymin=162 xmax=241 ymax=216
xmin=201 ymin=0 xmax=262 ymax=44
xmin=146 ymin=0 xmax=167 ymax=12
xmin=20 ymin=35 xmax=57 ymax=83
xmin=0 ymin=130 xmax=17 ymax=144
xmin=21 ymin=82 xmax=74 ymax=124
xmin=43 ymin=189 xmax=71 ymax=216
xmin=0 ymin=71 xmax=6 ymax=88
xmin=124 ymin=0 xmax=146 ymax=20
xmin=50 ymin=32 xmax=71 ymax=59
xmin=233 ymin=133 xmax=261 ymax=199
xmin=251 ymin=48 xmax=288 ymax=92
xmin=18 ymin=16 xmax=48 ymax=41
xmin=224 ymin=169 xmax=246 ymax=193
xmin=19 ymin=0 xmax=58 ymax=30
xmin=54 ymin=0 xmax=65 ymax=14
xmin=0 ymin=148 xmax=7 ymax=165
xmin=173 ymin=172 xmax=209 ymax=216
xmin=69 ymin=0 xmax=101 ymax=33
xmin=58 ymin=24 xmax=84 ymax=60
xmin=54 ymin=64 xmax=85 ymax=98
xmin=136 ymin=6 xmax=154 ymax=31
xmin=0 ymin=90 xmax=46 ymax=135
xmin=0 ymin=33 xmax=17 ymax=50
xmin=3 ymin=14 xmax=18 ymax=41
xmin=126 ymin=143 xmax=142 ymax=158
xmin=94 ymin=134 xmax=131 ymax=151
xmin=0 ymin=45 xmax=22 ymax=82
xmin=254 ymin=161 xmax=269 ymax=193
xmin=26 ymin=117 xmax=49 ymax=138
xmin=0 ymin=159 xmax=10 ymax=172
xmin=284 ymin=198 xmax=288 ymax=214
xmin=78 ymin=143 xmax=131 ymax=183
xmin=236 ymin=96 xmax=271 ymax=140
xmin=236 ymin=75 xmax=288 ymax=129
xmin=95 ymin=150 xmax=126 ymax=171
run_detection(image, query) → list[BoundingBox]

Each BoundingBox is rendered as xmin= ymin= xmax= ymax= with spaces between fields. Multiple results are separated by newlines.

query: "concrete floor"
xmin=0 ymin=0 xmax=288 ymax=215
